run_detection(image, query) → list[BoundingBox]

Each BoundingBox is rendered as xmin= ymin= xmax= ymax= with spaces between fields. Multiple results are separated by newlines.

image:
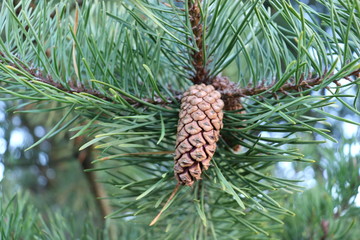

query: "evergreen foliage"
xmin=0 ymin=193 xmax=101 ymax=239
xmin=281 ymin=137 xmax=360 ymax=240
xmin=0 ymin=0 xmax=359 ymax=239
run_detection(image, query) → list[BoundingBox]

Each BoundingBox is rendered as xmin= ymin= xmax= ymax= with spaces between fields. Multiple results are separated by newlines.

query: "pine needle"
xmin=149 ymin=183 xmax=181 ymax=226
xmin=72 ymin=6 xmax=79 ymax=80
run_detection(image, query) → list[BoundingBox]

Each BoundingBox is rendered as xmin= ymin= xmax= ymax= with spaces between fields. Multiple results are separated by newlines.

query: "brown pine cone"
xmin=174 ymin=84 xmax=224 ymax=186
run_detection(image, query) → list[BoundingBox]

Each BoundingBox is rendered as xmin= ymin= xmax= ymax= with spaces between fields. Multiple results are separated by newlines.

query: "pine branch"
xmin=0 ymin=51 xmax=182 ymax=105
xmin=2 ymin=49 xmax=358 ymax=109
xmin=320 ymin=219 xmax=330 ymax=240
xmin=0 ymin=51 xmax=107 ymax=98
xmin=220 ymin=68 xmax=360 ymax=98
xmin=188 ymin=0 xmax=210 ymax=85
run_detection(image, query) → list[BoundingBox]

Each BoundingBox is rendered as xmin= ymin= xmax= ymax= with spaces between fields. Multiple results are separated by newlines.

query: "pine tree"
xmin=0 ymin=0 xmax=359 ymax=239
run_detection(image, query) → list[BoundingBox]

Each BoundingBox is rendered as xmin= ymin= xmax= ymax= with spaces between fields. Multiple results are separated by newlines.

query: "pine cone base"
xmin=174 ymin=84 xmax=224 ymax=186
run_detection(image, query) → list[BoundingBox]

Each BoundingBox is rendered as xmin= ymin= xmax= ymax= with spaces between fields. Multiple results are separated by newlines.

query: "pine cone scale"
xmin=174 ymin=84 xmax=224 ymax=186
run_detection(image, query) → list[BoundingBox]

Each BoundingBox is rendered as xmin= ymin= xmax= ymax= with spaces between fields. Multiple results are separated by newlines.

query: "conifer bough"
xmin=174 ymin=84 xmax=224 ymax=186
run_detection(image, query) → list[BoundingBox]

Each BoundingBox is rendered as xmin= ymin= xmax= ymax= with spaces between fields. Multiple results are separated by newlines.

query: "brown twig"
xmin=149 ymin=183 xmax=181 ymax=226
xmin=1 ymin=51 xmax=359 ymax=107
xmin=0 ymin=51 xmax=182 ymax=105
xmin=78 ymin=147 xmax=112 ymax=219
xmin=220 ymin=69 xmax=360 ymax=98
xmin=0 ymin=52 xmax=109 ymax=99
xmin=188 ymin=0 xmax=211 ymax=84
xmin=75 ymin=137 xmax=117 ymax=239
xmin=320 ymin=219 xmax=329 ymax=240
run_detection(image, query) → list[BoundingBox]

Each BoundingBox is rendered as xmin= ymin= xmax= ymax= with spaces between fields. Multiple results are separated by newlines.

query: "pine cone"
xmin=174 ymin=84 xmax=224 ymax=186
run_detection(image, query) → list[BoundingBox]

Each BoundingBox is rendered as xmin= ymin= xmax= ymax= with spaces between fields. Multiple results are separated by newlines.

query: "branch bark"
xmin=320 ymin=219 xmax=329 ymax=240
xmin=188 ymin=0 xmax=211 ymax=84
xmin=220 ymin=69 xmax=360 ymax=98
xmin=1 ymin=51 xmax=359 ymax=108
xmin=75 ymin=138 xmax=118 ymax=240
